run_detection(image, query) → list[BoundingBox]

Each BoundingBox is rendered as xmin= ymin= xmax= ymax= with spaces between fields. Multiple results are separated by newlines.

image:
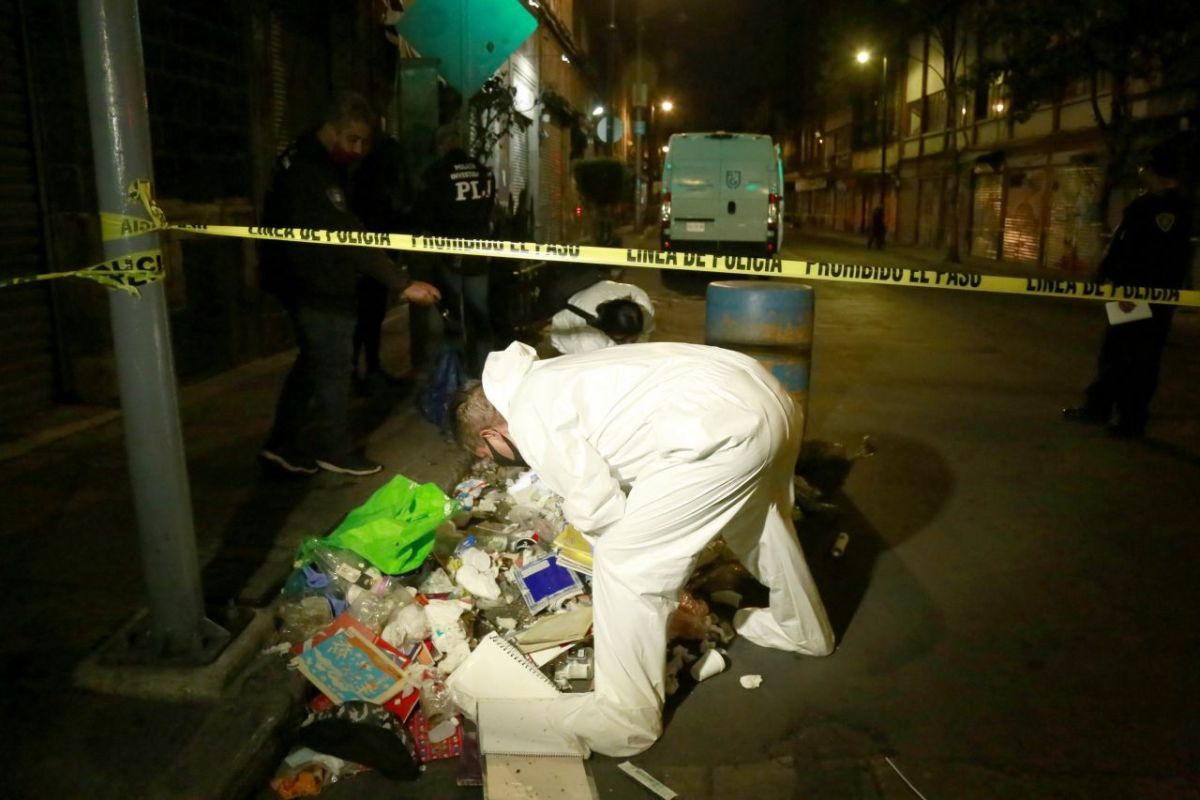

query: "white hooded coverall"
xmin=482 ymin=341 xmax=834 ymax=757
xmin=547 ymin=280 xmax=656 ymax=355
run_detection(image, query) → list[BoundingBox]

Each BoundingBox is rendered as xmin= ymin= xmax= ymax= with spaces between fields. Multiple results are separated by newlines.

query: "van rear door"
xmin=716 ymin=136 xmax=774 ymax=245
xmin=667 ymin=143 xmax=719 ymax=243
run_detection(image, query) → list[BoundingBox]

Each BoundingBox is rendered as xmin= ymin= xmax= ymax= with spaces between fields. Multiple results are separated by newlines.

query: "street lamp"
xmin=660 ymin=99 xmax=674 ymax=112
xmin=855 ymin=49 xmax=889 ymax=210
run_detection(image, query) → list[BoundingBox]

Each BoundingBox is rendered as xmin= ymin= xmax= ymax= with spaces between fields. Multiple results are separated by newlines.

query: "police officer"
xmin=417 ymin=125 xmax=496 ymax=376
xmin=350 ymin=134 xmax=413 ymax=395
xmin=259 ymin=92 xmax=440 ymax=477
xmin=1063 ymin=143 xmax=1192 ymax=437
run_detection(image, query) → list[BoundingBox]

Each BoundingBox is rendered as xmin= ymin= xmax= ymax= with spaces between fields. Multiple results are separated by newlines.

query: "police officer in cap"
xmin=1063 ymin=142 xmax=1193 ymax=437
xmin=259 ymin=91 xmax=440 ymax=477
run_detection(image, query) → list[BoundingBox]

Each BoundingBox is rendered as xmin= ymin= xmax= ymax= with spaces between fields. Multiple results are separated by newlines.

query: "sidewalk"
xmin=786 ymin=226 xmax=1051 ymax=279
xmin=0 ymin=308 xmax=474 ymax=798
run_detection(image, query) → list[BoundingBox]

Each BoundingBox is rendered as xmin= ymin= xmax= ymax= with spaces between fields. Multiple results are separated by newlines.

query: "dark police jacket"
xmin=260 ymin=130 xmax=411 ymax=315
xmin=417 ymin=147 xmax=495 ymax=275
xmin=1098 ymin=187 xmax=1192 ymax=293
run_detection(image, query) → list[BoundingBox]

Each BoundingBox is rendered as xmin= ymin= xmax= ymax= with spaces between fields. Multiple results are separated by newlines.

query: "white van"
xmin=659 ymin=132 xmax=784 ymax=257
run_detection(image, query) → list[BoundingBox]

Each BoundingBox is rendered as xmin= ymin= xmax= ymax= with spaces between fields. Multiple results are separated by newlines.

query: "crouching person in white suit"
xmin=453 ymin=341 xmax=834 ymax=757
xmin=548 ymin=280 xmax=655 ymax=354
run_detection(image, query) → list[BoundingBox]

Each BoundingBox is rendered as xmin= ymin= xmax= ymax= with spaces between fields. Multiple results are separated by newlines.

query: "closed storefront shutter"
xmin=917 ymin=178 xmax=941 ymax=247
xmin=1002 ymin=169 xmax=1046 ymax=263
xmin=970 ymin=172 xmax=1002 ymax=259
xmin=1044 ymin=166 xmax=1103 ymax=274
xmin=0 ymin=7 xmax=55 ymax=427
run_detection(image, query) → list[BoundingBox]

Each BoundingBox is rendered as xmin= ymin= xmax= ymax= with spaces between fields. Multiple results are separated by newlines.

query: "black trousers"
xmin=353 ymin=276 xmax=388 ymax=375
xmin=1083 ymin=307 xmax=1174 ymax=430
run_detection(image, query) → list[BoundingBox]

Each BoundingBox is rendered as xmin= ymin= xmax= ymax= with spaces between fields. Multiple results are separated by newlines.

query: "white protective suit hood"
xmin=481 ymin=341 xmax=538 ymax=421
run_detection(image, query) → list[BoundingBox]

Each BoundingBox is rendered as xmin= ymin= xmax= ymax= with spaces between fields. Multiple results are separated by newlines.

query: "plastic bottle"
xmin=310 ymin=545 xmax=384 ymax=594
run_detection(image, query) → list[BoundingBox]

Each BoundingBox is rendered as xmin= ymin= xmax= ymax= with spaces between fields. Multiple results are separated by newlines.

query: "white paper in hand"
xmin=1106 ymin=301 xmax=1152 ymax=325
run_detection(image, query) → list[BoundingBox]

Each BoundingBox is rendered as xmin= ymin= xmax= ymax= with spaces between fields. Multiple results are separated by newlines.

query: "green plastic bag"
xmin=300 ymin=475 xmax=459 ymax=575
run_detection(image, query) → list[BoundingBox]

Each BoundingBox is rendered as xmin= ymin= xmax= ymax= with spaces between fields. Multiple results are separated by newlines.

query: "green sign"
xmin=396 ymin=0 xmax=538 ymax=98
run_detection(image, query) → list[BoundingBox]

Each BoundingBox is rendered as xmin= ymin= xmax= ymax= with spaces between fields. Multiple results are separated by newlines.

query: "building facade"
xmin=788 ymin=26 xmax=1196 ymax=275
xmin=0 ymin=0 xmax=609 ymax=429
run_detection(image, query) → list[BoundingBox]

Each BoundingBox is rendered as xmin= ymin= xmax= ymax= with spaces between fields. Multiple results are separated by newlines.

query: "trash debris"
xmin=830 ymin=531 xmax=851 ymax=558
xmin=291 ymin=615 xmax=410 ymax=705
xmin=293 ymin=700 xmax=421 ymax=781
xmin=667 ymin=590 xmax=711 ymax=641
xmin=297 ymin=474 xmax=458 ymax=576
xmin=550 ymin=525 xmax=594 ymax=575
xmin=710 ymin=589 xmax=742 ymax=608
xmin=269 ymin=458 xmax=762 ymax=794
xmin=739 ymin=674 xmax=764 ymax=689
xmin=511 ymin=553 xmax=584 ymax=613
xmin=689 ymin=649 xmax=726 ymax=682
xmin=278 ymin=596 xmax=335 ymax=644
xmin=618 ymin=761 xmax=678 ymax=800
xmin=796 ymin=435 xmax=877 ymax=496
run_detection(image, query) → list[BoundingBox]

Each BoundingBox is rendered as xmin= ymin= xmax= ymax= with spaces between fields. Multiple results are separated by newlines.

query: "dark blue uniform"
xmin=1083 ymin=187 xmax=1192 ymax=434
xmin=261 ymin=131 xmax=411 ymax=464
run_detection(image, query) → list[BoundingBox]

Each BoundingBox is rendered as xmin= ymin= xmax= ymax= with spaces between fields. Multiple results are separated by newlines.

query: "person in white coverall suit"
xmin=454 ymin=341 xmax=834 ymax=757
xmin=547 ymin=279 xmax=656 ymax=354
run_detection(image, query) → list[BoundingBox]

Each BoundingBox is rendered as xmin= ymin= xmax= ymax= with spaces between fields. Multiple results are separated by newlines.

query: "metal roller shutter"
xmin=1044 ymin=166 xmax=1103 ymax=273
xmin=1002 ymin=169 xmax=1046 ymax=263
xmin=0 ymin=5 xmax=56 ymax=427
xmin=970 ymin=172 xmax=1002 ymax=259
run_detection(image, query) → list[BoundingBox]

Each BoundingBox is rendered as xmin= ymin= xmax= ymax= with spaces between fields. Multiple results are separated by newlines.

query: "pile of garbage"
xmin=265 ymin=437 xmax=875 ymax=796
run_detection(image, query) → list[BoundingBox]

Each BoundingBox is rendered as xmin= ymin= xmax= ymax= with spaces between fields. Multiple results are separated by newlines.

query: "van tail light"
xmin=660 ymin=192 xmax=672 ymax=250
xmin=767 ymin=193 xmax=779 ymax=226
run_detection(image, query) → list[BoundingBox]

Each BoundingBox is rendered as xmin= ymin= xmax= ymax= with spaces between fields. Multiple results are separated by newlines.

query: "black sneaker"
xmin=316 ymin=452 xmax=383 ymax=476
xmin=259 ymin=447 xmax=319 ymax=475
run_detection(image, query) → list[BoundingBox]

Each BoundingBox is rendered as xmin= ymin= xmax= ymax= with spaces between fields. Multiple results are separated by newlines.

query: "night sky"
xmin=625 ymin=0 xmax=807 ymax=133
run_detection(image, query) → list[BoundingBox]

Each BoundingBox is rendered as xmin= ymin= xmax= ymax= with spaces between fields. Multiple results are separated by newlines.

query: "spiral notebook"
xmin=446 ymin=632 xmax=560 ymax=721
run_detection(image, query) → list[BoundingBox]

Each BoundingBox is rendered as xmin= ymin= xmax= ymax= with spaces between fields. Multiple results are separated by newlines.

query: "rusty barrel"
xmin=705 ymin=281 xmax=814 ymax=434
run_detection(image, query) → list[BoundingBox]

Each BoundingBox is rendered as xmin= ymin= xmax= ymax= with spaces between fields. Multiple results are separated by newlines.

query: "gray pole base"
xmin=73 ymin=605 xmax=273 ymax=701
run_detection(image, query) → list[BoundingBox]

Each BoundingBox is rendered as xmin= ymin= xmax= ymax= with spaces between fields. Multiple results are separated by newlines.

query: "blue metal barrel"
xmin=705 ymin=281 xmax=814 ymax=432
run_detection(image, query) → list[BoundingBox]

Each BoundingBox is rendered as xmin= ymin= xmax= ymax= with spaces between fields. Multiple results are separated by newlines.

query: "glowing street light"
xmin=660 ymin=99 xmax=674 ymax=112
xmin=854 ymin=48 xmax=889 ymax=209
xmin=592 ymin=105 xmax=605 ymax=117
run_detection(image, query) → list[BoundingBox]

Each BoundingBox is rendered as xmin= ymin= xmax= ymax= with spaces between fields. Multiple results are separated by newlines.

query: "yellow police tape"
xmin=0 ymin=248 xmax=164 ymax=294
xmin=176 ymin=222 xmax=1200 ymax=308
xmin=3 ymin=188 xmax=1199 ymax=307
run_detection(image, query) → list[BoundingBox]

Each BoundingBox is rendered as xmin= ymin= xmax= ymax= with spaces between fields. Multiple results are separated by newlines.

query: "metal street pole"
xmin=79 ymin=0 xmax=223 ymax=659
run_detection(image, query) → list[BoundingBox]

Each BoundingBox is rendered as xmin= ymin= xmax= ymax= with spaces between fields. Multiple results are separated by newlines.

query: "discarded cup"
xmin=689 ymin=649 xmax=726 ymax=682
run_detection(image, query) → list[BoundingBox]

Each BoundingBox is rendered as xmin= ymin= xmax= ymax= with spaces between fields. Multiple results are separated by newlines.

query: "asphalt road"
xmin=321 ymin=233 xmax=1200 ymax=799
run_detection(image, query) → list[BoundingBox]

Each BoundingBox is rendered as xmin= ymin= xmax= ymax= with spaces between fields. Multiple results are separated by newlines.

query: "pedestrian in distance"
xmin=258 ymin=91 xmax=440 ymax=477
xmin=1062 ymin=142 xmax=1193 ymax=438
xmin=453 ymin=341 xmax=835 ymax=756
xmin=416 ymin=125 xmax=496 ymax=377
xmin=866 ymin=205 xmax=886 ymax=249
